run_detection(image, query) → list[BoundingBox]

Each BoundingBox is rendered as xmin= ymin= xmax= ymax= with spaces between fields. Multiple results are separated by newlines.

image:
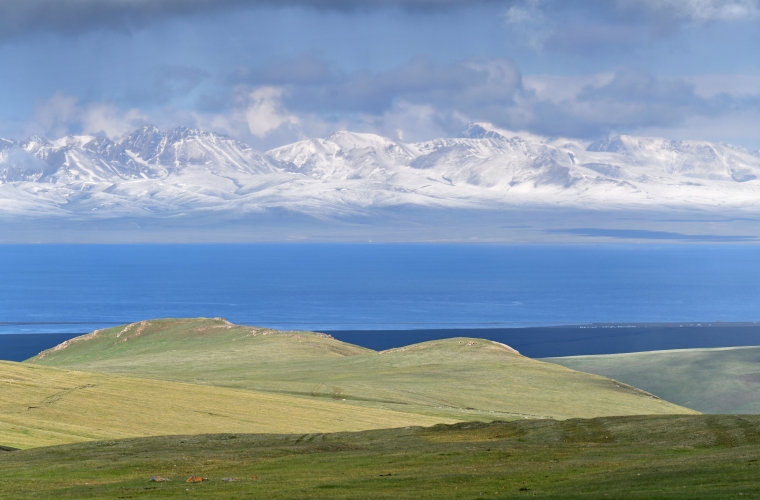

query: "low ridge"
xmin=28 ymin=318 xmax=697 ymax=423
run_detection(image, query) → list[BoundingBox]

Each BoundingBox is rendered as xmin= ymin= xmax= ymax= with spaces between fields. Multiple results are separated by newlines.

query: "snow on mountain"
xmin=0 ymin=124 xmax=759 ymax=218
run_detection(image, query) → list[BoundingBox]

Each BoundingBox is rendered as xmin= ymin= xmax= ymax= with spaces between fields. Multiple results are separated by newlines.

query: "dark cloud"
xmin=524 ymin=70 xmax=760 ymax=138
xmin=576 ymin=70 xmax=704 ymax=119
xmin=2 ymin=0 xmax=756 ymax=41
xmin=231 ymin=56 xmax=760 ymax=141
xmin=504 ymin=0 xmax=760 ymax=53
xmin=240 ymin=56 xmax=522 ymax=115
xmin=0 ymin=0 xmax=508 ymax=38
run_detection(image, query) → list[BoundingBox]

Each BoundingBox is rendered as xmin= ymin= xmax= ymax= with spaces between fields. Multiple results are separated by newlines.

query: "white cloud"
xmin=523 ymin=73 xmax=616 ymax=102
xmin=359 ymin=101 xmax=445 ymax=142
xmin=631 ymin=0 xmax=760 ymax=21
xmin=636 ymin=108 xmax=760 ymax=149
xmin=503 ymin=0 xmax=550 ymax=49
xmin=27 ymin=93 xmax=80 ymax=139
xmin=685 ymin=74 xmax=760 ymax=98
xmin=26 ymin=92 xmax=148 ymax=139
xmin=81 ymin=103 xmax=149 ymax=138
xmin=244 ymin=87 xmax=300 ymax=138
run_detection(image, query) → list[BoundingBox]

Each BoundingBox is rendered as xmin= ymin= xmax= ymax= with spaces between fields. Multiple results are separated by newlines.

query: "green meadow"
xmin=0 ymin=361 xmax=450 ymax=450
xmin=546 ymin=345 xmax=760 ymax=414
xmin=2 ymin=415 xmax=760 ymax=499
xmin=4 ymin=317 xmax=755 ymax=498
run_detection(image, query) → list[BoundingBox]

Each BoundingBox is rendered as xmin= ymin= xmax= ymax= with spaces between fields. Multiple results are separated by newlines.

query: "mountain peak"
xmin=461 ymin=123 xmax=508 ymax=141
xmin=1 ymin=125 xmax=760 ymax=217
xmin=22 ymin=135 xmax=50 ymax=145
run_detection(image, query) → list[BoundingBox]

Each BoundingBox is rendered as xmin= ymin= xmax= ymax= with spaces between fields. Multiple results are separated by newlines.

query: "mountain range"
xmin=1 ymin=123 xmax=759 ymax=219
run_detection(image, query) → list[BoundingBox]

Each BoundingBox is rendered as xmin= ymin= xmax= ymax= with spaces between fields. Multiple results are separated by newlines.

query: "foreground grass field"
xmin=0 ymin=361 xmax=451 ymax=449
xmin=1 ymin=414 xmax=760 ymax=499
xmin=28 ymin=318 xmax=696 ymax=422
xmin=545 ymin=345 xmax=760 ymax=414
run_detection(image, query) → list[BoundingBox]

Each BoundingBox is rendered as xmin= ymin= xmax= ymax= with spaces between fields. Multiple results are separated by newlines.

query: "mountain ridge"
xmin=1 ymin=124 xmax=760 ymax=218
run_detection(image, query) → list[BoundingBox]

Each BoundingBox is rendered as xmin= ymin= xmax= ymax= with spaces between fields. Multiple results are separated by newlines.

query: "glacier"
xmin=0 ymin=124 xmax=759 ymax=242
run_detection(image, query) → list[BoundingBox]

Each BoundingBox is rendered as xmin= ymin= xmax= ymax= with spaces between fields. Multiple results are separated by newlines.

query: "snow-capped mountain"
xmin=1 ymin=124 xmax=760 ymax=218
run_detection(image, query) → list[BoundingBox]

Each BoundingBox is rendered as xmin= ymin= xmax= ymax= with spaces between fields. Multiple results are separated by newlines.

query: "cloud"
xmin=26 ymin=92 xmax=149 ymax=139
xmin=628 ymin=0 xmax=760 ymax=21
xmin=521 ymin=69 xmax=760 ymax=138
xmin=2 ymin=0 xmax=757 ymax=42
xmin=250 ymin=56 xmax=523 ymax=116
xmin=243 ymin=87 xmax=300 ymax=137
xmin=502 ymin=0 xmax=760 ymax=52
xmin=14 ymin=58 xmax=760 ymax=151
xmin=221 ymin=56 xmax=760 ymax=145
xmin=0 ymin=0 xmax=508 ymax=39
xmin=503 ymin=0 xmax=550 ymax=50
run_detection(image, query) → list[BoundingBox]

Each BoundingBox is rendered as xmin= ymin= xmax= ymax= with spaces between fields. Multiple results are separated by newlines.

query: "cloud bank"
xmin=1 ymin=0 xmax=757 ymax=39
xmin=0 ymin=0 xmax=507 ymax=38
xmin=19 ymin=53 xmax=760 ymax=150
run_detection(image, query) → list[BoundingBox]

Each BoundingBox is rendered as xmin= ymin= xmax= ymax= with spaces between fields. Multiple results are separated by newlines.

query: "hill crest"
xmin=28 ymin=318 xmax=696 ymax=422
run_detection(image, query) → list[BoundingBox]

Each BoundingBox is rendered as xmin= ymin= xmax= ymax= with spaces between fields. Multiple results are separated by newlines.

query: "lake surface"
xmin=1 ymin=244 xmax=759 ymax=353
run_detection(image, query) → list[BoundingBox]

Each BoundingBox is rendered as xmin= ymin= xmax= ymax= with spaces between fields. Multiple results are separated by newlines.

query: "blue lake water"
xmin=1 ymin=244 xmax=759 ymax=336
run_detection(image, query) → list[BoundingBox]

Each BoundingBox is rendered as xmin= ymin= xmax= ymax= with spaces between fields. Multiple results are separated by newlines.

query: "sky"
xmin=0 ymin=0 xmax=759 ymax=150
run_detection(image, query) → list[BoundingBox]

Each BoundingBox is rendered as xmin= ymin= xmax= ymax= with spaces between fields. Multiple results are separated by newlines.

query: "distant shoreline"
xmin=323 ymin=323 xmax=760 ymax=357
xmin=3 ymin=322 xmax=760 ymax=362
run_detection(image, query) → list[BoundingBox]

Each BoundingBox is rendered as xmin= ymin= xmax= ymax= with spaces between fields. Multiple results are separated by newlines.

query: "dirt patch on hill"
xmin=34 ymin=330 xmax=102 ymax=359
xmin=740 ymin=373 xmax=760 ymax=386
xmin=118 ymin=321 xmax=149 ymax=343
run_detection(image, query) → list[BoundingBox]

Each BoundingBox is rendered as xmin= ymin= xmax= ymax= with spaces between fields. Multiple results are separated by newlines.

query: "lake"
xmin=1 ymin=244 xmax=759 ymax=359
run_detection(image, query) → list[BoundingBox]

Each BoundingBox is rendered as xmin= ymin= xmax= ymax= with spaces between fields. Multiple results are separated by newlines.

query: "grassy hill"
xmin=28 ymin=318 xmax=696 ymax=422
xmin=1 ymin=414 xmax=760 ymax=499
xmin=0 ymin=361 xmax=451 ymax=450
xmin=545 ymin=345 xmax=760 ymax=414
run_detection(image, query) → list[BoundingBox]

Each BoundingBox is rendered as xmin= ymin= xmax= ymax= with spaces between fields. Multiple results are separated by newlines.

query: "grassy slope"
xmin=545 ymin=346 xmax=760 ymax=414
xmin=0 ymin=361 xmax=452 ymax=450
xmin=28 ymin=318 xmax=696 ymax=421
xmin=2 ymin=415 xmax=760 ymax=499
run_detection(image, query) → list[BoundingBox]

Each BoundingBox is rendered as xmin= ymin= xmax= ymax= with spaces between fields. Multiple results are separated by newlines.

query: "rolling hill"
xmin=27 ymin=318 xmax=697 ymax=423
xmin=545 ymin=345 xmax=760 ymax=414
xmin=0 ymin=361 xmax=451 ymax=450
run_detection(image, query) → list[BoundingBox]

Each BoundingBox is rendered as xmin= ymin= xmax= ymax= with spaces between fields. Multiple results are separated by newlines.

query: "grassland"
xmin=0 ymin=361 xmax=451 ymax=449
xmin=545 ymin=345 xmax=760 ymax=414
xmin=28 ymin=318 xmax=696 ymax=422
xmin=2 ymin=414 xmax=760 ymax=499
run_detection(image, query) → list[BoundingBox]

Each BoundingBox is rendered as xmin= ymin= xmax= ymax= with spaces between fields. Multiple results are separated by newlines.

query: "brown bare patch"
xmin=119 ymin=321 xmax=148 ymax=343
xmin=35 ymin=330 xmax=102 ymax=359
xmin=740 ymin=373 xmax=760 ymax=386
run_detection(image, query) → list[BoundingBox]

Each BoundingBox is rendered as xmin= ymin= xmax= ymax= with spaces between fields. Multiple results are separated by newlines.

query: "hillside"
xmin=545 ymin=346 xmax=760 ymax=414
xmin=1 ymin=415 xmax=759 ymax=499
xmin=0 ymin=361 xmax=451 ymax=450
xmin=28 ymin=318 xmax=697 ymax=422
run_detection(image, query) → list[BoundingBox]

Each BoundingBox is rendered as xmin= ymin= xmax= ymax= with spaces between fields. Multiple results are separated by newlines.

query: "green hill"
xmin=545 ymin=346 xmax=760 ymax=414
xmin=2 ymin=414 xmax=760 ymax=499
xmin=28 ymin=318 xmax=696 ymax=422
xmin=0 ymin=361 xmax=451 ymax=450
